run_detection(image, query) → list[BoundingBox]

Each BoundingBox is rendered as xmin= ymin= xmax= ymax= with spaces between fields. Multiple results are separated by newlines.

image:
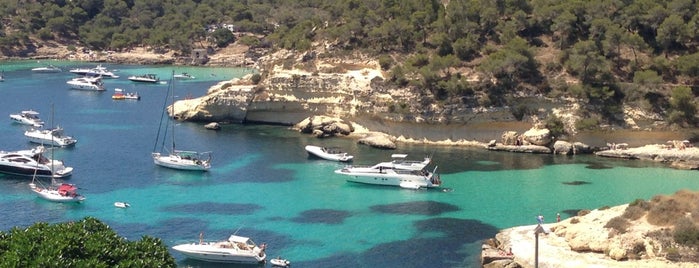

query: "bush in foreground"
xmin=0 ymin=217 xmax=175 ymax=267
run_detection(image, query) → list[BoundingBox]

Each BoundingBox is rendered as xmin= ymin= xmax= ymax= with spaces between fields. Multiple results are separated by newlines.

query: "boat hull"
xmin=0 ymin=164 xmax=67 ymax=178
xmin=31 ymin=188 xmax=84 ymax=203
xmin=334 ymin=165 xmax=440 ymax=188
xmin=305 ymin=145 xmax=353 ymax=162
xmin=25 ymin=135 xmax=77 ymax=147
xmin=24 ymin=128 xmax=77 ymax=147
xmin=172 ymin=244 xmax=265 ymax=264
xmin=0 ymin=148 xmax=73 ymax=178
xmin=152 ymin=153 xmax=210 ymax=171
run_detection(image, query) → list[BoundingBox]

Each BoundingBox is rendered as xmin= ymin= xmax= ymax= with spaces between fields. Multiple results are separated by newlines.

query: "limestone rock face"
xmin=522 ymin=127 xmax=552 ymax=146
xmin=553 ymin=141 xmax=593 ymax=155
xmin=501 ymin=131 xmax=518 ymax=145
xmin=553 ymin=140 xmax=572 ymax=155
xmin=293 ymin=116 xmax=354 ymax=138
xmin=357 ymin=132 xmax=397 ymax=149
xmin=171 ymin=78 xmax=256 ymax=123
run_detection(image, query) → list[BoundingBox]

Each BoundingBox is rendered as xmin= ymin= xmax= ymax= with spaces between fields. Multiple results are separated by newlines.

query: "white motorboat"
xmin=173 ymin=72 xmax=195 ymax=79
xmin=128 ymin=73 xmax=159 ymax=83
xmin=69 ymin=64 xmax=119 ymax=78
xmin=10 ymin=110 xmax=44 ymax=127
xmin=112 ymin=88 xmax=140 ymax=100
xmin=172 ymin=234 xmax=266 ymax=264
xmin=25 ymin=126 xmax=77 ymax=147
xmin=0 ymin=146 xmax=73 ymax=178
xmin=66 ymin=76 xmax=105 ymax=91
xmin=114 ymin=202 xmax=130 ymax=208
xmin=29 ymin=181 xmax=85 ymax=203
xmin=152 ymin=71 xmax=211 ymax=171
xmin=334 ymin=154 xmax=441 ymax=189
xmin=31 ymin=64 xmax=62 ymax=73
xmin=270 ymin=257 xmax=291 ymax=267
xmin=305 ymin=145 xmax=353 ymax=162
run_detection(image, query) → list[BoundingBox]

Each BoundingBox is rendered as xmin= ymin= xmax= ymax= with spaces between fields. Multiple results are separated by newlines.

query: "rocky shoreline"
xmin=483 ymin=201 xmax=699 ymax=268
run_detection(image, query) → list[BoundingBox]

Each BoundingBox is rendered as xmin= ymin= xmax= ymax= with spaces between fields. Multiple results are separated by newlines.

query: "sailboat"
xmin=28 ymin=107 xmax=84 ymax=203
xmin=152 ymin=71 xmax=211 ymax=171
xmin=29 ymin=175 xmax=85 ymax=203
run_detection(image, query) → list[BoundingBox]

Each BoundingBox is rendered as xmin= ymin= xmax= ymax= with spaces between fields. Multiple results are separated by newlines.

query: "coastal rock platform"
xmin=595 ymin=144 xmax=699 ymax=169
xmin=485 ymin=204 xmax=699 ymax=268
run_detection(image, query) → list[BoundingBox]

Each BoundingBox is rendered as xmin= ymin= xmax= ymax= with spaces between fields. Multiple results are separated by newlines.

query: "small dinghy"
xmin=270 ymin=257 xmax=291 ymax=267
xmin=304 ymin=145 xmax=353 ymax=162
xmin=114 ymin=202 xmax=130 ymax=208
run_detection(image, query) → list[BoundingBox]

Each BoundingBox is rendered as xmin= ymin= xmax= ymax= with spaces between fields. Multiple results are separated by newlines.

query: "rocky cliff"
xmin=173 ymin=50 xmax=585 ymax=142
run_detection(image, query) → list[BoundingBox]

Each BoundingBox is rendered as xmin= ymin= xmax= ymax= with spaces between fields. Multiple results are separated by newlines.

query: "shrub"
xmin=251 ymin=73 xmax=262 ymax=84
xmin=510 ymin=104 xmax=529 ymax=121
xmin=577 ymin=209 xmax=591 ymax=217
xmin=570 ymin=217 xmax=580 ymax=224
xmin=575 ymin=117 xmax=599 ymax=131
xmin=622 ymin=205 xmax=647 ymax=220
xmin=238 ymin=35 xmax=260 ymax=47
xmin=605 ymin=216 xmax=630 ymax=234
xmin=647 ymin=195 xmax=689 ymax=226
xmin=544 ymin=115 xmax=566 ymax=138
xmin=673 ymin=217 xmax=699 ymax=247
xmin=378 ymin=55 xmax=393 ymax=70
xmin=665 ymin=247 xmax=681 ymax=262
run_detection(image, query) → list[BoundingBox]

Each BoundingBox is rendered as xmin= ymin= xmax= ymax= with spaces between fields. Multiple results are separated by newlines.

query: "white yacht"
xmin=334 ymin=154 xmax=441 ymax=189
xmin=128 ymin=73 xmax=159 ymax=83
xmin=10 ymin=110 xmax=44 ymax=127
xmin=66 ymin=76 xmax=105 ymax=91
xmin=172 ymin=234 xmax=266 ymax=264
xmin=69 ymin=64 xmax=119 ymax=78
xmin=0 ymin=146 xmax=73 ymax=178
xmin=31 ymin=65 xmax=62 ymax=73
xmin=24 ymin=126 xmax=77 ymax=147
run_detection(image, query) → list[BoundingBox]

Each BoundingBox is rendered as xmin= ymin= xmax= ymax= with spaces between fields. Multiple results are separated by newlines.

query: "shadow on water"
xmin=162 ymin=202 xmax=263 ymax=215
xmin=370 ymin=201 xmax=460 ymax=216
xmin=584 ymin=162 xmax=613 ymax=169
xmin=290 ymin=209 xmax=353 ymax=225
xmin=561 ymin=209 xmax=583 ymax=218
xmin=298 ymin=217 xmax=499 ymax=268
xmin=562 ymin=180 xmax=591 ymax=185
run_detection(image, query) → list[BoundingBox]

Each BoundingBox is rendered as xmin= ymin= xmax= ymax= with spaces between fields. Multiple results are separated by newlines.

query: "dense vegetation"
xmin=0 ymin=0 xmax=697 ymax=127
xmin=0 ymin=217 xmax=175 ymax=267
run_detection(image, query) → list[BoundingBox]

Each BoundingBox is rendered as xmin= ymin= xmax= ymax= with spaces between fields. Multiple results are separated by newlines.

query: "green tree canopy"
xmin=0 ymin=217 xmax=176 ymax=267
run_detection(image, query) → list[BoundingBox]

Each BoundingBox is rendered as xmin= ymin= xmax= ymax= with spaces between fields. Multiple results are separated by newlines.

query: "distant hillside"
xmin=1 ymin=0 xmax=697 ymax=132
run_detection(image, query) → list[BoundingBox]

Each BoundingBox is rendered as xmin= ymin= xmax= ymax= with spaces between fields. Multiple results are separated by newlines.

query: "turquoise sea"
xmin=1 ymin=60 xmax=698 ymax=267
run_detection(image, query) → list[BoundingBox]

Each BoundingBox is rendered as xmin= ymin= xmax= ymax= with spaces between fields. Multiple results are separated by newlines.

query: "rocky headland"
xmin=482 ymin=190 xmax=699 ymax=268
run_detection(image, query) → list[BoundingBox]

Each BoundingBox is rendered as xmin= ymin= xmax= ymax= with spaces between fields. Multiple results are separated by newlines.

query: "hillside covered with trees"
xmin=1 ymin=0 xmax=697 ymax=130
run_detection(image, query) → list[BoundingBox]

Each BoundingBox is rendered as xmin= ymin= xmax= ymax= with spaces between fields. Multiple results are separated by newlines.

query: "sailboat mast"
xmin=171 ymin=70 xmax=176 ymax=151
xmin=50 ymin=104 xmax=55 ymax=176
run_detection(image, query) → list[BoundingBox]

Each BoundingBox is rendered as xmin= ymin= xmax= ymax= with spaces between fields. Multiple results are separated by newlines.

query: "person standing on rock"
xmin=537 ymin=214 xmax=544 ymax=224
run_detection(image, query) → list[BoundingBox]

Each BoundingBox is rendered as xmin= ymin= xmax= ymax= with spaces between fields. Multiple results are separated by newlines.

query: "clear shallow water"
xmin=1 ymin=61 xmax=699 ymax=267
